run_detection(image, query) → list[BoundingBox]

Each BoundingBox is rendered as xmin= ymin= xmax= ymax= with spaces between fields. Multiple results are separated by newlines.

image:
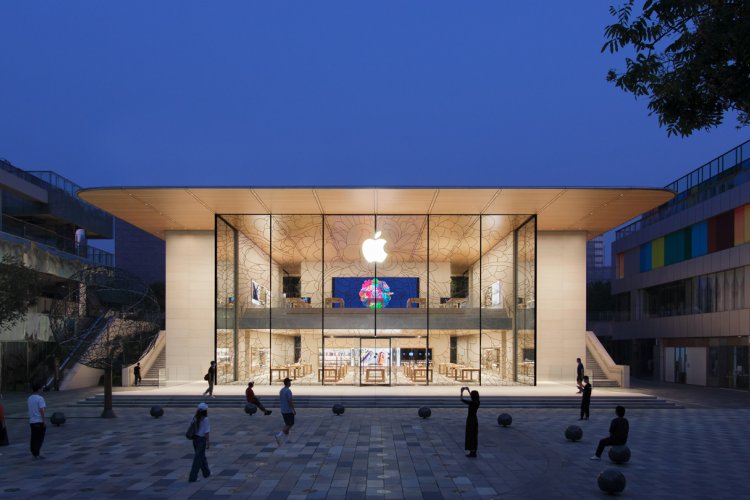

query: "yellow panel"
xmin=652 ymin=237 xmax=665 ymax=268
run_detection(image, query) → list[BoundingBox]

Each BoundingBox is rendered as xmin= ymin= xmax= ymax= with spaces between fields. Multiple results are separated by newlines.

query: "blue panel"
xmin=640 ymin=242 xmax=652 ymax=272
xmin=691 ymin=221 xmax=708 ymax=257
xmin=332 ymin=277 xmax=419 ymax=308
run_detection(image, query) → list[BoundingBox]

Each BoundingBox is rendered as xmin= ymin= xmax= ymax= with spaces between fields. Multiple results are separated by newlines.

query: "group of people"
xmin=576 ymin=357 xmax=630 ymax=459
xmin=188 ymin=376 xmax=295 ymax=482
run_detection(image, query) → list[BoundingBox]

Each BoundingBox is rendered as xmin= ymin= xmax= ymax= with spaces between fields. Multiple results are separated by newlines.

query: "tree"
xmin=602 ymin=0 xmax=750 ymax=136
xmin=50 ymin=267 xmax=161 ymax=418
xmin=0 ymin=254 xmax=40 ymax=332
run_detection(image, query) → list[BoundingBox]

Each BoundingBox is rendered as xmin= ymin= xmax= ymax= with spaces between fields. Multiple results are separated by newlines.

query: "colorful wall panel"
xmin=640 ymin=242 xmax=652 ymax=272
xmin=691 ymin=221 xmax=708 ymax=258
xmin=651 ymin=237 xmax=664 ymax=269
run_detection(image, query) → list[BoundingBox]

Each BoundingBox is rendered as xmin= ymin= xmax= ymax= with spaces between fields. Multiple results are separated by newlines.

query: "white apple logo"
xmin=362 ymin=231 xmax=388 ymax=263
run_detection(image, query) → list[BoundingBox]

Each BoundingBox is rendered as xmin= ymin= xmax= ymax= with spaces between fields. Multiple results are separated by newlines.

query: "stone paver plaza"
xmin=2 ymin=384 xmax=749 ymax=499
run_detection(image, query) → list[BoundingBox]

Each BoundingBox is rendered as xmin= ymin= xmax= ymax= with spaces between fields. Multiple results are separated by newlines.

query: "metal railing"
xmin=1 ymin=213 xmax=113 ymax=266
xmin=617 ymin=139 xmax=750 ymax=240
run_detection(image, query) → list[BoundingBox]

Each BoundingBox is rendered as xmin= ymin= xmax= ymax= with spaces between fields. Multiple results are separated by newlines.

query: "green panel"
xmin=665 ymin=230 xmax=686 ymax=265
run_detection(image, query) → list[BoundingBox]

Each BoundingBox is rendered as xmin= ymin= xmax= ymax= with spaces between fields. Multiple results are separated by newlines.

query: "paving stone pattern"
xmin=1 ymin=407 xmax=747 ymax=499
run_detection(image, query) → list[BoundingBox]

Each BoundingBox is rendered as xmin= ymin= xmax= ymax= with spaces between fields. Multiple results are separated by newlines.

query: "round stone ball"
xmin=497 ymin=413 xmax=512 ymax=427
xmin=418 ymin=407 xmax=431 ymax=419
xmin=597 ymin=469 xmax=626 ymax=494
xmin=608 ymin=445 xmax=631 ymax=464
xmin=149 ymin=406 xmax=164 ymax=419
xmin=332 ymin=404 xmax=345 ymax=416
xmin=50 ymin=412 xmax=66 ymax=426
xmin=565 ymin=425 xmax=583 ymax=442
xmin=244 ymin=403 xmax=258 ymax=415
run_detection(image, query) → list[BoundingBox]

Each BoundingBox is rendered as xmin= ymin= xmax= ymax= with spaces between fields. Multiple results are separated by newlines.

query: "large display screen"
xmin=332 ymin=277 xmax=419 ymax=308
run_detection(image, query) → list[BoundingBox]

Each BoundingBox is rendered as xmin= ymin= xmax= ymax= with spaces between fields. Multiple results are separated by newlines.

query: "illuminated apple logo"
xmin=362 ymin=231 xmax=388 ymax=263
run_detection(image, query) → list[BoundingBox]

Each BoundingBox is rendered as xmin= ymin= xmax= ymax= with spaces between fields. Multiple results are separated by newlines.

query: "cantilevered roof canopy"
xmin=78 ymin=187 xmax=673 ymax=240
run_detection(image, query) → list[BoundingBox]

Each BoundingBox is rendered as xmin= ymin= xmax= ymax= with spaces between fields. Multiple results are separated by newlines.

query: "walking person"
xmin=202 ymin=361 xmax=216 ymax=398
xmin=580 ymin=375 xmax=592 ymax=420
xmin=28 ymin=383 xmax=46 ymax=459
xmin=590 ymin=405 xmax=629 ymax=460
xmin=576 ymin=357 xmax=584 ymax=393
xmin=274 ymin=378 xmax=295 ymax=446
xmin=460 ymin=387 xmax=480 ymax=458
xmin=188 ymin=402 xmax=211 ymax=482
xmin=133 ymin=362 xmax=142 ymax=386
xmin=246 ymin=381 xmax=272 ymax=415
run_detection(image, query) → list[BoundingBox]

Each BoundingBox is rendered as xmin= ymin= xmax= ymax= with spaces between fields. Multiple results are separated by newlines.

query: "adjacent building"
xmin=608 ymin=139 xmax=750 ymax=389
xmin=0 ymin=159 xmax=113 ymax=391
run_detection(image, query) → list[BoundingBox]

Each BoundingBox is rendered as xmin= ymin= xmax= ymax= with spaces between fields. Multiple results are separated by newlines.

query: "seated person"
xmin=590 ymin=405 xmax=629 ymax=460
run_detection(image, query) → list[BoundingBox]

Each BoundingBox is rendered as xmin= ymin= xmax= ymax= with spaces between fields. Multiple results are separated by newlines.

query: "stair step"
xmin=78 ymin=394 xmax=680 ymax=409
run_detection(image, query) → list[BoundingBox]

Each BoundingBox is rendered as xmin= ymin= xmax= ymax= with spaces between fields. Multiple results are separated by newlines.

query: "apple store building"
xmin=80 ymin=187 xmax=671 ymax=387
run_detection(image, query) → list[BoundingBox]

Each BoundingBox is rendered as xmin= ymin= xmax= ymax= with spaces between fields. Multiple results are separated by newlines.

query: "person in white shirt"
xmin=188 ymin=402 xmax=211 ymax=482
xmin=27 ymin=383 xmax=46 ymax=459
xmin=275 ymin=378 xmax=295 ymax=446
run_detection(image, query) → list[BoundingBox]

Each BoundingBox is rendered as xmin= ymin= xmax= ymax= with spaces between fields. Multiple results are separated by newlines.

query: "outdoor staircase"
xmin=140 ymin=346 xmax=165 ymax=387
xmin=587 ymin=350 xmax=620 ymax=388
xmin=78 ymin=393 xmax=680 ymax=410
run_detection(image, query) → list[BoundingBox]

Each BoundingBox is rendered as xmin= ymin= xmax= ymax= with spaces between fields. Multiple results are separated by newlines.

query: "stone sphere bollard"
xmin=332 ymin=404 xmax=345 ymax=416
xmin=597 ymin=469 xmax=626 ymax=494
xmin=418 ymin=407 xmax=431 ymax=419
xmin=50 ymin=412 xmax=66 ymax=426
xmin=149 ymin=406 xmax=164 ymax=419
xmin=565 ymin=425 xmax=583 ymax=442
xmin=244 ymin=403 xmax=258 ymax=415
xmin=497 ymin=413 xmax=512 ymax=427
xmin=608 ymin=445 xmax=631 ymax=464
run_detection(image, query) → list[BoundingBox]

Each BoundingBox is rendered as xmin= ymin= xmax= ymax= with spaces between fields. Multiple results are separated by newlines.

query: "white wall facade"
xmin=165 ymin=231 xmax=215 ymax=382
xmin=536 ymin=231 xmax=587 ymax=382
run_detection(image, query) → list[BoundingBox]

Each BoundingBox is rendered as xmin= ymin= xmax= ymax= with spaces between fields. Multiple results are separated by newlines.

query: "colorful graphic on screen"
xmin=359 ymin=278 xmax=393 ymax=308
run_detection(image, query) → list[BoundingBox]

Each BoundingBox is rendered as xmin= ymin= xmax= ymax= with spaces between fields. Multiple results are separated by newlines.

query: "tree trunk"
xmin=101 ymin=365 xmax=116 ymax=418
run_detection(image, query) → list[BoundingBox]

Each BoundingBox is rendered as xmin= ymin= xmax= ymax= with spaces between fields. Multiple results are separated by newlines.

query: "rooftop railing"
xmin=27 ymin=170 xmax=83 ymax=197
xmin=617 ymin=139 xmax=750 ymax=240
xmin=1 ymin=214 xmax=114 ymax=266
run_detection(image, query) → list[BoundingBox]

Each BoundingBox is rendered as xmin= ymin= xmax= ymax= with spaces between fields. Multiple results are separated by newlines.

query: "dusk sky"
xmin=0 ymin=2 xmax=747 ymax=190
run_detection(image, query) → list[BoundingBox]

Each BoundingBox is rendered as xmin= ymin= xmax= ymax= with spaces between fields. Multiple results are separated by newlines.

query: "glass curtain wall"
xmin=429 ymin=215 xmax=481 ymax=385
xmin=515 ymin=217 xmax=537 ymax=384
xmin=215 ymin=213 xmax=536 ymax=386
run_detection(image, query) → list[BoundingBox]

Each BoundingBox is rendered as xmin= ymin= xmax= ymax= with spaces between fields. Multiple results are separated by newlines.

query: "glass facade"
xmin=215 ymin=214 xmax=536 ymax=386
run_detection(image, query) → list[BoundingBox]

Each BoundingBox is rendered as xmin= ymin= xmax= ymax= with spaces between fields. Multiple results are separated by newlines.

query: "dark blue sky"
xmin=0 ymin=2 xmax=746 ymax=189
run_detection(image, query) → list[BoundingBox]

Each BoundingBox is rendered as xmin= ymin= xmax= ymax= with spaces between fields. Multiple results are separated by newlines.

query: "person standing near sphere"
xmin=460 ymin=386 xmax=480 ymax=458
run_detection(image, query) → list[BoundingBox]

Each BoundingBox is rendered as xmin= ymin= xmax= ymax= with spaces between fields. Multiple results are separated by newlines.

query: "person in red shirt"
xmin=245 ymin=381 xmax=272 ymax=415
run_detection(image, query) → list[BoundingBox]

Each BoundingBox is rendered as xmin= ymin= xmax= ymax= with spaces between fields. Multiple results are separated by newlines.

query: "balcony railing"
xmin=617 ymin=139 xmax=750 ymax=240
xmin=1 ymin=214 xmax=113 ymax=266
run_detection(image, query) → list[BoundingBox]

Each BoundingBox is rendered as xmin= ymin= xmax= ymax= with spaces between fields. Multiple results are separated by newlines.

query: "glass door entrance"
xmin=360 ymin=337 xmax=391 ymax=385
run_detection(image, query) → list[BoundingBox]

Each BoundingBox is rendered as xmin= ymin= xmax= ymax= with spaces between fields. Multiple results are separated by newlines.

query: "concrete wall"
xmin=165 ymin=231 xmax=215 ymax=382
xmin=537 ymin=231 xmax=586 ymax=382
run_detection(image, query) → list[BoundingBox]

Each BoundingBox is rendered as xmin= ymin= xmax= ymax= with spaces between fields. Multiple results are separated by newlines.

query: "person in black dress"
xmin=580 ymin=376 xmax=592 ymax=420
xmin=460 ymin=387 xmax=480 ymax=457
